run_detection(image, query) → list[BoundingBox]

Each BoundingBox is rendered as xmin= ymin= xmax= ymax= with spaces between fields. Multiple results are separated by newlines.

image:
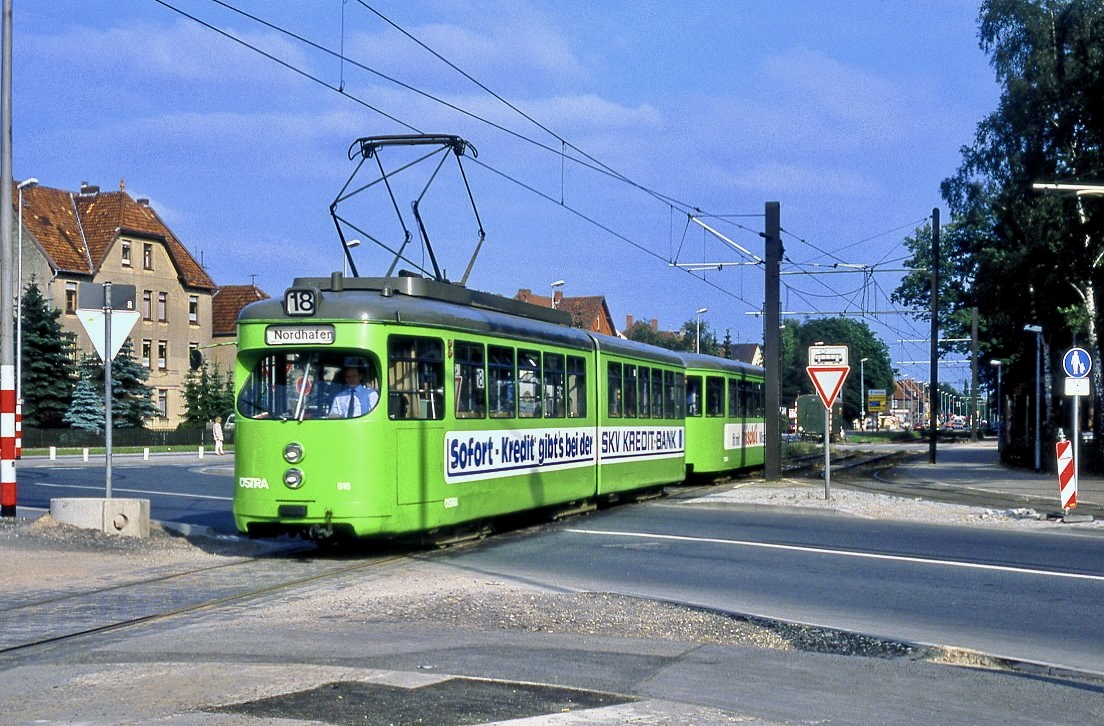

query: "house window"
xmin=157 ymin=389 xmax=168 ymax=418
xmin=121 ymin=240 xmax=131 ymax=266
xmin=143 ymin=243 xmax=153 ymax=270
xmin=141 ymin=339 xmax=152 ymax=368
xmin=188 ymin=295 xmax=199 ymax=324
xmin=157 ymin=292 xmax=168 ymax=322
xmin=157 ymin=340 xmax=168 ymax=370
xmin=64 ymin=282 xmax=77 ymax=314
xmin=142 ymin=290 xmax=152 ymax=320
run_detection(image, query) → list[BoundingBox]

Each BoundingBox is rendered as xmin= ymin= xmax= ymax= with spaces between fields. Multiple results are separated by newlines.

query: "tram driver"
xmin=328 ymin=365 xmax=380 ymax=418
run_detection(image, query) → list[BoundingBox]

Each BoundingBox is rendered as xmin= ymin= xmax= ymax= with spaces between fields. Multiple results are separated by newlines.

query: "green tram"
xmin=232 ymin=274 xmax=764 ymax=541
xmin=682 ymin=353 xmax=767 ymax=475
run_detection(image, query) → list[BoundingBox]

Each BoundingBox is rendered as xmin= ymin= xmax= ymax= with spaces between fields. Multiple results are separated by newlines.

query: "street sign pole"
xmin=807 ymin=344 xmax=850 ymax=502
xmin=104 ymin=282 xmax=113 ymax=499
xmin=824 ymin=405 xmax=831 ymax=500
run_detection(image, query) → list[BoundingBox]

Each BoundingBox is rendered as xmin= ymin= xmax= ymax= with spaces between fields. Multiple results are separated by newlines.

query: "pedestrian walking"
xmin=212 ymin=416 xmax=225 ymax=455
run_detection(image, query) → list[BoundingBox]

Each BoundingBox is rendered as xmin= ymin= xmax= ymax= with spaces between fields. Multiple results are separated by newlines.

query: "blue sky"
xmin=15 ymin=1 xmax=999 ymax=386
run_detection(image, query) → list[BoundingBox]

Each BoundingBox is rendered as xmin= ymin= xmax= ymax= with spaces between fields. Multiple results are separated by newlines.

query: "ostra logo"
xmin=238 ymin=477 xmax=270 ymax=489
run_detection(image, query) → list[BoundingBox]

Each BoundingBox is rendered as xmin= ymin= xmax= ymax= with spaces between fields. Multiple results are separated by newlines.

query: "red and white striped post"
xmin=0 ymin=366 xmax=15 ymax=517
xmin=1055 ymin=437 xmax=1077 ymax=511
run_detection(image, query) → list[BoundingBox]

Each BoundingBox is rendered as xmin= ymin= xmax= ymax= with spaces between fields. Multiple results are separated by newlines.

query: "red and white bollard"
xmin=1055 ymin=437 xmax=1077 ymax=511
xmin=0 ymin=366 xmax=15 ymax=517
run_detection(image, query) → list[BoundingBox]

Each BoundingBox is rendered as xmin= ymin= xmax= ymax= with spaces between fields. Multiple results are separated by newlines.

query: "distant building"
xmin=514 ymin=288 xmax=618 ymax=335
xmin=13 ymin=180 xmax=216 ymax=428
xmin=727 ymin=343 xmax=763 ymax=366
xmin=210 ymin=284 xmax=270 ymax=373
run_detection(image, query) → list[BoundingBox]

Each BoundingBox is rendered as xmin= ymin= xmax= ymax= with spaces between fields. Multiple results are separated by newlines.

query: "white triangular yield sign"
xmin=807 ymin=366 xmax=851 ymax=409
xmin=76 ymin=309 xmax=142 ymax=362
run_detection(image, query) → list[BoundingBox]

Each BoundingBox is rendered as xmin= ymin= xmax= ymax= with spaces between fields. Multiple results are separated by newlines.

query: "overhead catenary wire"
xmin=154 ymin=0 xmax=948 ymax=360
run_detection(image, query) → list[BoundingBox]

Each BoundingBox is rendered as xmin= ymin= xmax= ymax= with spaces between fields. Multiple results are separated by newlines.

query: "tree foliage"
xmin=19 ymin=278 xmax=76 ymax=427
xmin=77 ymin=340 xmax=160 ymax=428
xmin=63 ymin=374 xmax=103 ymax=433
xmin=181 ymin=361 xmax=234 ymax=428
xmin=894 ymin=0 xmax=1104 ymax=456
xmin=779 ymin=318 xmax=894 ymax=422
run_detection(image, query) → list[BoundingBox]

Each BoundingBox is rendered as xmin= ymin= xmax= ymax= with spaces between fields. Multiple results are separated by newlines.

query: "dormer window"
xmin=121 ymin=240 xmax=131 ymax=266
xmin=143 ymin=243 xmax=153 ymax=270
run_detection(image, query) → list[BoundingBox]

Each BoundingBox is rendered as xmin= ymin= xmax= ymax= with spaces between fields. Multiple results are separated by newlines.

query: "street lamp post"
xmin=859 ymin=357 xmax=869 ymax=429
xmin=990 ymin=360 xmax=1002 ymax=451
xmin=695 ymin=307 xmax=708 ymax=354
xmin=1024 ymin=324 xmax=1043 ymax=472
xmin=342 ymin=238 xmax=361 ymax=276
xmin=550 ymin=279 xmax=565 ymax=309
xmin=15 ymin=178 xmax=37 ymax=406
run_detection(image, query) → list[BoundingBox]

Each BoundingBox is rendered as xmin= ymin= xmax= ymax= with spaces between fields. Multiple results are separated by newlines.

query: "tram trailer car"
xmin=232 ymin=275 xmax=764 ymax=540
xmin=681 ymin=353 xmax=766 ymax=475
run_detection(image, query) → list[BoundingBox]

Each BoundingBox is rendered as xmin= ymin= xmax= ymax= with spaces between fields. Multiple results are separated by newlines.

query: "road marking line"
xmin=31 ymin=482 xmax=231 ymax=501
xmin=566 ymin=528 xmax=1104 ymax=582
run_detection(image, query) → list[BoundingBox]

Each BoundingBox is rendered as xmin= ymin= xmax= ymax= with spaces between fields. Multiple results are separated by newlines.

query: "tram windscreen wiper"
xmin=293 ymin=356 xmax=318 ymax=422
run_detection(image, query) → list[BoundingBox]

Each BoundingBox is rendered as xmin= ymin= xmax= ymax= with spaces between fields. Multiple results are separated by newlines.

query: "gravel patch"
xmin=691 ymin=481 xmax=1104 ymax=530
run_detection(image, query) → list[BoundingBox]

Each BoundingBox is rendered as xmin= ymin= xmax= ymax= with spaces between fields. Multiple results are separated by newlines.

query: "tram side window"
xmin=388 ymin=335 xmax=444 ymax=420
xmin=651 ymin=369 xmax=664 ymax=418
xmin=567 ymin=356 xmax=587 ymax=418
xmin=750 ymin=381 xmax=765 ymax=418
xmin=607 ymin=362 xmax=623 ymax=418
xmin=729 ymin=379 xmax=743 ymax=418
xmin=518 ymin=349 xmax=542 ymax=418
xmin=638 ymin=366 xmax=650 ymax=417
xmin=544 ymin=353 xmax=565 ymax=418
xmin=663 ymin=370 xmax=676 ymax=418
xmin=454 ymin=341 xmax=486 ymax=419
xmin=488 ymin=346 xmax=515 ymax=418
xmin=671 ymin=370 xmax=685 ymax=419
xmin=622 ymin=364 xmax=637 ymax=418
xmin=706 ymin=376 xmax=725 ymax=417
xmin=686 ymin=376 xmax=703 ymax=417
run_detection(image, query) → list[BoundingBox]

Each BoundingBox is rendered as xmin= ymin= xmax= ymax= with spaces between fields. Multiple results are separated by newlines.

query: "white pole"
xmin=823 ymin=406 xmax=831 ymax=500
xmin=48 ymin=445 xmax=55 ymax=461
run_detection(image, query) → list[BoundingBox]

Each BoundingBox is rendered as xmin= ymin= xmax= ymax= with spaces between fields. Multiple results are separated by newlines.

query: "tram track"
xmin=0 ymin=543 xmax=414 ymax=663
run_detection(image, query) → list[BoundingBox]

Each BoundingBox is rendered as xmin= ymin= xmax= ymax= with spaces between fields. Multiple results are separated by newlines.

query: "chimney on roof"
xmin=79 ymin=182 xmax=100 ymax=195
xmin=626 ymin=315 xmax=634 ymax=329
xmin=553 ymin=290 xmax=563 ymax=307
xmin=650 ymin=319 xmax=658 ymax=331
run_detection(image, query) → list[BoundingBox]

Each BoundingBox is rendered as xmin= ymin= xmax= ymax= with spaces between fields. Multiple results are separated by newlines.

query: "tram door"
xmin=388 ymin=335 xmax=446 ymax=505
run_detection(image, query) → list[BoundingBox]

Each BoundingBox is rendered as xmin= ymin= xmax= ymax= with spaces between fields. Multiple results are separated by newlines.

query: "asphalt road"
xmin=435 ymin=503 xmax=1104 ymax=675
xmin=14 ymin=452 xmax=236 ymax=532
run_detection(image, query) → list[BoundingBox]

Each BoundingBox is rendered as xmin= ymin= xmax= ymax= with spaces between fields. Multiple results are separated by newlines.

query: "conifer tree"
xmin=20 ymin=279 xmax=76 ymax=427
xmin=63 ymin=375 xmax=104 ymax=433
xmin=77 ymin=340 xmax=159 ymax=428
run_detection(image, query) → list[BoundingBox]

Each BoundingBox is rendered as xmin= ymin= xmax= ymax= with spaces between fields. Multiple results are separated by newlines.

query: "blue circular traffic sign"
xmin=1063 ymin=347 xmax=1092 ymax=378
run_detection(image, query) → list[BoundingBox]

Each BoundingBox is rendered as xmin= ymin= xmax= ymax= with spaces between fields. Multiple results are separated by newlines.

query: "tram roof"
xmin=680 ymin=351 xmax=764 ymax=376
xmin=241 ymin=275 xmax=594 ymax=351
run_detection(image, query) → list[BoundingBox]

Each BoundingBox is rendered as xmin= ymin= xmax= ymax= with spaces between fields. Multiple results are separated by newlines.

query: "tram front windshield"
xmin=237 ymin=350 xmax=381 ymax=421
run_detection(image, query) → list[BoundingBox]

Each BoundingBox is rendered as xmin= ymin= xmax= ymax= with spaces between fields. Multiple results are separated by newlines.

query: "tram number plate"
xmin=284 ymin=288 xmax=318 ymax=317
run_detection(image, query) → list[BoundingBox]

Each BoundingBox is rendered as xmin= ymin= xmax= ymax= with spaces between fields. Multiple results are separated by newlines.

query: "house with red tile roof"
xmin=513 ymin=288 xmax=618 ymax=336
xmin=209 ymin=284 xmax=270 ymax=373
xmin=14 ymin=180 xmax=217 ymax=428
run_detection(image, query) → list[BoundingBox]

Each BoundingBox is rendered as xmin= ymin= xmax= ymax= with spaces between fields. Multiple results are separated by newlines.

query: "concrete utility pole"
xmin=970 ymin=307 xmax=979 ymax=442
xmin=1 ymin=0 xmax=16 ymax=517
xmin=929 ymin=207 xmax=940 ymax=464
xmin=763 ymin=201 xmax=782 ymax=480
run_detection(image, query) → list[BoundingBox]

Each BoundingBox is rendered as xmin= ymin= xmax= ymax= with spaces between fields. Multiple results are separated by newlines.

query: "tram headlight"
xmin=283 ymin=468 xmax=304 ymax=489
xmin=283 ymin=442 xmax=304 ymax=464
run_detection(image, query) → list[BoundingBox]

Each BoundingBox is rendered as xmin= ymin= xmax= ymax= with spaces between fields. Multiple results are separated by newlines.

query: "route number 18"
xmin=284 ymin=289 xmax=317 ymax=317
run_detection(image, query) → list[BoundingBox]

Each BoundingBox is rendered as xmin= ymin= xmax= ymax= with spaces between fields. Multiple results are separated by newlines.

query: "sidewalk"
xmin=889 ymin=440 xmax=1102 ymax=509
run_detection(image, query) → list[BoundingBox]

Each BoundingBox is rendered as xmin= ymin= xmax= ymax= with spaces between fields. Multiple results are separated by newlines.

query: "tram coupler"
xmin=308 ymin=510 xmax=336 ymax=543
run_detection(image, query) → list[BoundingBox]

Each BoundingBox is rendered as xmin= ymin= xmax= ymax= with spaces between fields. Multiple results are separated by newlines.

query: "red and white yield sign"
xmin=1056 ymin=439 xmax=1078 ymax=509
xmin=807 ymin=366 xmax=851 ymax=409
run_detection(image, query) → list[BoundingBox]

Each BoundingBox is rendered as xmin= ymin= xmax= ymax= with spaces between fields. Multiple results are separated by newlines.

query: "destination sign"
xmin=264 ymin=325 xmax=336 ymax=346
